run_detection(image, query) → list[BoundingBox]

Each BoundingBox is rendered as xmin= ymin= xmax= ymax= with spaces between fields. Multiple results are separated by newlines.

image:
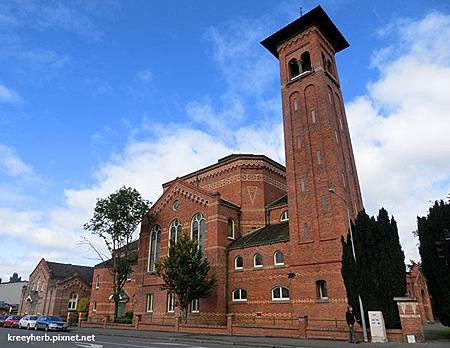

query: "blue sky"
xmin=1 ymin=0 xmax=450 ymax=280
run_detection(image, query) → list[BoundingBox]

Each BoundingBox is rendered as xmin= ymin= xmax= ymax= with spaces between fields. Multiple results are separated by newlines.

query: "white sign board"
xmin=368 ymin=311 xmax=388 ymax=343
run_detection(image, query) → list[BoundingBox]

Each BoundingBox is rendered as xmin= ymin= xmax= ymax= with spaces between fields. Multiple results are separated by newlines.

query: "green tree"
xmin=341 ymin=208 xmax=406 ymax=328
xmin=76 ymin=297 xmax=90 ymax=313
xmin=84 ymin=186 xmax=150 ymax=319
xmin=157 ymin=233 xmax=216 ymax=322
xmin=417 ymin=200 xmax=450 ymax=326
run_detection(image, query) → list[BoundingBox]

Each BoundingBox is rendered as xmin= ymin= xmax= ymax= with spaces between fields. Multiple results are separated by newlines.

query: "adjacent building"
xmin=19 ymin=259 xmax=93 ymax=318
xmin=89 ymin=241 xmax=138 ymax=319
xmin=0 ymin=274 xmax=27 ymax=314
xmin=406 ymin=264 xmax=434 ymax=323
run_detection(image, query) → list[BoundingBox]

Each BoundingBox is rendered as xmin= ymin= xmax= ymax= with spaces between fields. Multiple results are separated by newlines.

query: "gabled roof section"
xmin=151 ymin=178 xmax=220 ymax=215
xmin=94 ymin=241 xmax=139 ymax=269
xmin=162 ymin=154 xmax=285 ymax=189
xmin=46 ymin=261 xmax=94 ymax=285
xmin=261 ymin=5 xmax=349 ymax=58
xmin=266 ymin=194 xmax=288 ymax=209
xmin=227 ymin=222 xmax=289 ymax=250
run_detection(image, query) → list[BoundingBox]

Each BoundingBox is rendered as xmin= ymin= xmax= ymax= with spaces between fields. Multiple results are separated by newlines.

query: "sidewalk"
xmin=72 ymin=326 xmax=449 ymax=348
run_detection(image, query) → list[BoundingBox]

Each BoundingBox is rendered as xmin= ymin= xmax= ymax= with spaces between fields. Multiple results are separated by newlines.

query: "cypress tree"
xmin=417 ymin=200 xmax=450 ymax=326
xmin=341 ymin=208 xmax=406 ymax=328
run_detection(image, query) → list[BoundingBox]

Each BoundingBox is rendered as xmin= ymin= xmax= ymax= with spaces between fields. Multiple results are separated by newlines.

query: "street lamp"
xmin=329 ymin=188 xmax=368 ymax=342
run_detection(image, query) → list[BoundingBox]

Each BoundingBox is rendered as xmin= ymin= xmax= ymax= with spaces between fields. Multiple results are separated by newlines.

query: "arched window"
xmin=289 ymin=58 xmax=300 ymax=79
xmin=227 ymin=218 xmax=235 ymax=239
xmin=234 ymin=256 xmax=243 ymax=270
xmin=169 ymin=219 xmax=182 ymax=247
xmin=95 ymin=274 xmax=100 ymax=289
xmin=316 ymin=280 xmax=328 ymax=300
xmin=274 ymin=251 xmax=284 ymax=266
xmin=232 ymin=289 xmax=247 ymax=302
xmin=272 ymin=287 xmax=290 ymax=301
xmin=253 ymin=253 xmax=263 ymax=268
xmin=300 ymin=52 xmax=312 ymax=72
xmin=191 ymin=213 xmax=206 ymax=249
xmin=148 ymin=225 xmax=161 ymax=272
xmin=280 ymin=210 xmax=289 ymax=222
xmin=68 ymin=292 xmax=78 ymax=311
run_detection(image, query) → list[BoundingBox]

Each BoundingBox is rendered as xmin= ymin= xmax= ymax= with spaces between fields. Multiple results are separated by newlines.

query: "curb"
xmin=73 ymin=328 xmax=310 ymax=348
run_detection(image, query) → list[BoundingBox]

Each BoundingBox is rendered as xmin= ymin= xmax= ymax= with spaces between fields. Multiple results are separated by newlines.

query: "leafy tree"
xmin=341 ymin=208 xmax=406 ymax=328
xmin=76 ymin=297 xmax=90 ymax=313
xmin=84 ymin=186 xmax=150 ymax=318
xmin=417 ymin=200 xmax=450 ymax=326
xmin=157 ymin=233 xmax=216 ymax=322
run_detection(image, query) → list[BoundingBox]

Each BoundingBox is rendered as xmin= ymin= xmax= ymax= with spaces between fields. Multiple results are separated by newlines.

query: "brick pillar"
xmin=298 ymin=315 xmax=308 ymax=338
xmin=226 ymin=314 xmax=234 ymax=336
xmin=78 ymin=312 xmax=84 ymax=328
xmin=175 ymin=315 xmax=181 ymax=333
xmin=103 ymin=316 xmax=108 ymax=328
xmin=66 ymin=312 xmax=71 ymax=326
xmin=135 ymin=314 xmax=142 ymax=329
xmin=394 ymin=297 xmax=425 ymax=343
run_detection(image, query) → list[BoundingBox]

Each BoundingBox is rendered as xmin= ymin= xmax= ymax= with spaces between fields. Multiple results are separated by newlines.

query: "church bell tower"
xmin=261 ymin=6 xmax=363 ymax=264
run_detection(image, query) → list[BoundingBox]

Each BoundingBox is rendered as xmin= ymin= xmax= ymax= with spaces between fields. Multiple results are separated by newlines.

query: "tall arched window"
xmin=253 ymin=253 xmax=263 ymax=268
xmin=68 ymin=292 xmax=78 ymax=311
xmin=191 ymin=213 xmax=206 ymax=249
xmin=316 ymin=280 xmax=328 ymax=300
xmin=234 ymin=256 xmax=243 ymax=270
xmin=95 ymin=274 xmax=100 ymax=289
xmin=300 ymin=52 xmax=312 ymax=72
xmin=169 ymin=219 xmax=182 ymax=247
xmin=274 ymin=251 xmax=284 ymax=266
xmin=148 ymin=225 xmax=161 ymax=272
xmin=227 ymin=218 xmax=235 ymax=239
xmin=289 ymin=58 xmax=300 ymax=79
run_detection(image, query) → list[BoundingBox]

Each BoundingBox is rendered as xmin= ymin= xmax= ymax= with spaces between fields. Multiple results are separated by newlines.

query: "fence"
xmin=80 ymin=311 xmax=415 ymax=342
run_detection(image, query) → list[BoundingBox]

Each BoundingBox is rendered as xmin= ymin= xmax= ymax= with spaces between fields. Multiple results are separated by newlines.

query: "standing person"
xmin=346 ymin=306 xmax=357 ymax=343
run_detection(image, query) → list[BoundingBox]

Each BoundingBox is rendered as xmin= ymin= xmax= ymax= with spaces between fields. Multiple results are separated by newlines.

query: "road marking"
xmin=96 ymin=341 xmax=187 ymax=348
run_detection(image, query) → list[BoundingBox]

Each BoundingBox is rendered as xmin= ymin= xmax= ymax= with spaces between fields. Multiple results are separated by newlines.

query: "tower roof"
xmin=261 ymin=5 xmax=349 ymax=58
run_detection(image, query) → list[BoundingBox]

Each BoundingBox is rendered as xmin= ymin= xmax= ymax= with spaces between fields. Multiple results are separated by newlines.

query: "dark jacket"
xmin=346 ymin=310 xmax=356 ymax=325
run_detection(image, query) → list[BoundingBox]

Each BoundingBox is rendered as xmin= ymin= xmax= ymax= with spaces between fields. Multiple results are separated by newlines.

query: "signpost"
xmin=368 ymin=311 xmax=388 ymax=343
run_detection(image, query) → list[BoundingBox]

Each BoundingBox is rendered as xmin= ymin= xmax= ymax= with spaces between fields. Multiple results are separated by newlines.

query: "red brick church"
xmin=90 ymin=6 xmax=364 ymax=323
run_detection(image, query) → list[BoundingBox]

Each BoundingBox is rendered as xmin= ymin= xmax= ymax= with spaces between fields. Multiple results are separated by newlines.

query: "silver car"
xmin=18 ymin=315 xmax=39 ymax=329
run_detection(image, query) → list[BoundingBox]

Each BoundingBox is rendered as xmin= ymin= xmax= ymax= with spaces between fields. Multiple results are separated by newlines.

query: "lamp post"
xmin=329 ymin=188 xmax=368 ymax=342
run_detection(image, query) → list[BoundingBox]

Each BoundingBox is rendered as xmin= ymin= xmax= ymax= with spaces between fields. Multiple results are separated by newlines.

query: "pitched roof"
xmin=266 ymin=194 xmax=288 ymax=209
xmin=261 ymin=5 xmax=349 ymax=58
xmin=162 ymin=154 xmax=285 ymax=189
xmin=46 ymin=262 xmax=94 ymax=285
xmin=94 ymin=240 xmax=139 ymax=269
xmin=227 ymin=222 xmax=289 ymax=250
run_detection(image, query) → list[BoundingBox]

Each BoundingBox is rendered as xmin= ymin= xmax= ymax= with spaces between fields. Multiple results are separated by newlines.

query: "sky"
xmin=1 ymin=0 xmax=450 ymax=281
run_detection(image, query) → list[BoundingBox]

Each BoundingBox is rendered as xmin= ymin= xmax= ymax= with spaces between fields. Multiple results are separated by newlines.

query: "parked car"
xmin=3 ymin=315 xmax=21 ymax=328
xmin=0 ymin=315 xmax=9 ymax=327
xmin=18 ymin=315 xmax=39 ymax=329
xmin=35 ymin=316 xmax=67 ymax=331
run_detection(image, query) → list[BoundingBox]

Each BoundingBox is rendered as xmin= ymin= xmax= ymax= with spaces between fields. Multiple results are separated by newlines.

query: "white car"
xmin=19 ymin=315 xmax=39 ymax=329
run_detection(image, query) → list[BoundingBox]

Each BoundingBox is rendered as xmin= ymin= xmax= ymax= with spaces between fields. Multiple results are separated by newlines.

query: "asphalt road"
xmin=0 ymin=327 xmax=262 ymax=348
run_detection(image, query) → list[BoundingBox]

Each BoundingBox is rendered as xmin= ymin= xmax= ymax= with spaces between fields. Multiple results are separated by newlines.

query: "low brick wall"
xmin=81 ymin=313 xmax=419 ymax=343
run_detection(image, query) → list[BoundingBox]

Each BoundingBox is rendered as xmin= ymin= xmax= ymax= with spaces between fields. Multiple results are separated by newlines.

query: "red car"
xmin=3 ymin=315 xmax=21 ymax=328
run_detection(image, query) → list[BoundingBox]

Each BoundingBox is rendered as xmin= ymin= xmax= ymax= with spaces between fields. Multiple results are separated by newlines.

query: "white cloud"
xmin=0 ymin=84 xmax=21 ymax=103
xmin=0 ymin=144 xmax=32 ymax=176
xmin=347 ymin=11 xmax=450 ymax=260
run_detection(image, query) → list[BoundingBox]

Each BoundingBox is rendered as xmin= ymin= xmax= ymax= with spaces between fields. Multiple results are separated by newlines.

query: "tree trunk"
xmin=114 ymin=300 xmax=119 ymax=320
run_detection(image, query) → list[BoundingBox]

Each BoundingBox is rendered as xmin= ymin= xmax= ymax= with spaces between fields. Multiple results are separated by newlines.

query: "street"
xmin=1 ymin=325 xmax=449 ymax=348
